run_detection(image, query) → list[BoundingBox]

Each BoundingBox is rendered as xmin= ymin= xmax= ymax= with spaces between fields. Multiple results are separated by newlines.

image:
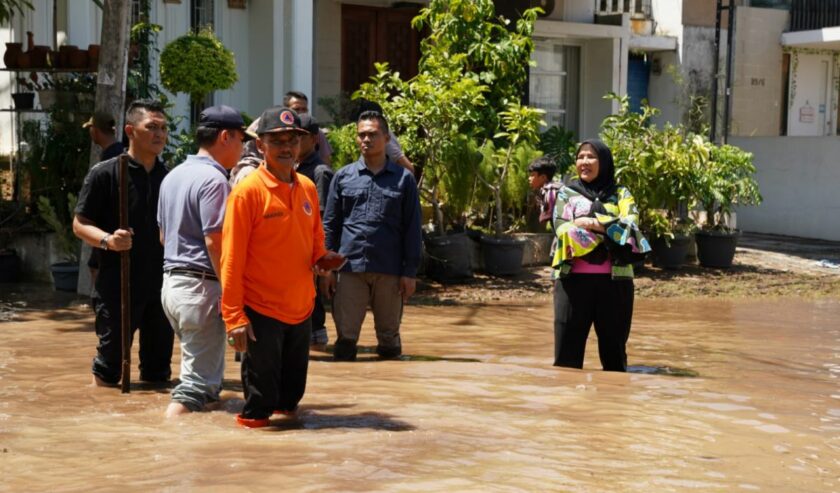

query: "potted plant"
xmin=602 ymin=94 xmax=705 ymax=269
xmin=37 ymin=194 xmax=80 ymax=291
xmin=695 ymin=143 xmax=762 ymax=268
xmin=472 ymin=103 xmax=544 ymax=276
xmin=159 ymin=28 xmax=238 ymax=109
xmin=38 ymin=72 xmax=91 ymax=110
xmin=12 ymin=74 xmax=41 ymax=110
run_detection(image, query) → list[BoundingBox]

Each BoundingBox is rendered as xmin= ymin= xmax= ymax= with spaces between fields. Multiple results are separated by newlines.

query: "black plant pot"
xmin=51 ymin=261 xmax=79 ymax=291
xmin=425 ymin=232 xmax=473 ymax=281
xmin=0 ymin=249 xmax=22 ymax=282
xmin=651 ymin=235 xmax=692 ymax=270
xmin=11 ymin=92 xmax=34 ymax=110
xmin=695 ymin=230 xmax=739 ymax=268
xmin=480 ymin=235 xmax=525 ymax=276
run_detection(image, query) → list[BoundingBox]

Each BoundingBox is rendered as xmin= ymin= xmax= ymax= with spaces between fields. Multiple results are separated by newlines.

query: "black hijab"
xmin=567 ymin=138 xmax=618 ymax=203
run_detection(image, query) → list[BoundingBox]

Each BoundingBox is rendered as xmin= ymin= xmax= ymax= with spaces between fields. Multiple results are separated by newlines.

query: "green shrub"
xmin=325 ymin=123 xmax=358 ymax=170
xmin=159 ymin=28 xmax=237 ymax=104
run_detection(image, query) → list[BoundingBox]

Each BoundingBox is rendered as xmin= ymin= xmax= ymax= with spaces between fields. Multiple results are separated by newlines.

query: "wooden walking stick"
xmin=119 ymin=153 xmax=131 ymax=394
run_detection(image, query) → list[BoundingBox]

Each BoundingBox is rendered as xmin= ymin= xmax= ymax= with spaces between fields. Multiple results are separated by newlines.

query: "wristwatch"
xmin=99 ymin=234 xmax=110 ymax=250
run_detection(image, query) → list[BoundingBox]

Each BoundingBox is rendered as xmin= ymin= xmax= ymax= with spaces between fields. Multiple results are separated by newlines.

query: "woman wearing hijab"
xmin=551 ymin=139 xmax=651 ymax=371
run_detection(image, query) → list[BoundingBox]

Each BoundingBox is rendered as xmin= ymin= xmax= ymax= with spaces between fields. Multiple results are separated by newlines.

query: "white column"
xmin=272 ymin=0 xmax=287 ymax=103
xmin=290 ymin=0 xmax=313 ymax=98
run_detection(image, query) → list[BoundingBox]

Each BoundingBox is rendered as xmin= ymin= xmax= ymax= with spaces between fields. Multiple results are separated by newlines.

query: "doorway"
xmin=341 ymin=4 xmax=422 ymax=94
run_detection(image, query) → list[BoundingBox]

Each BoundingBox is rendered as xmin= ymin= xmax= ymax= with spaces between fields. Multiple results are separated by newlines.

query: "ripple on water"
xmin=627 ymin=365 xmax=699 ymax=377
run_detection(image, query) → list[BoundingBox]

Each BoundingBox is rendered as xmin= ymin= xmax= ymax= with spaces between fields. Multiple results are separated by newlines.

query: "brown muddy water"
xmin=0 ymin=296 xmax=838 ymax=492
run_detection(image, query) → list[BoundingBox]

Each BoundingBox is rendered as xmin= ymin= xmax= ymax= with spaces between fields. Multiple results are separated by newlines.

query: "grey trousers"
xmin=161 ymin=272 xmax=226 ymax=411
xmin=332 ymin=272 xmax=403 ymax=354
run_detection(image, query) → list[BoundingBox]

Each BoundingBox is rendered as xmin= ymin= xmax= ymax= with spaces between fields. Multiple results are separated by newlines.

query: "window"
xmin=529 ymin=40 xmax=580 ymax=136
xmin=191 ymin=0 xmax=215 ymax=31
xmin=131 ymin=0 xmax=143 ymax=25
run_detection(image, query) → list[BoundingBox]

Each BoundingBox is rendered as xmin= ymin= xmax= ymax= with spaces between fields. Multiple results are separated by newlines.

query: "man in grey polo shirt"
xmin=158 ymin=105 xmax=247 ymax=417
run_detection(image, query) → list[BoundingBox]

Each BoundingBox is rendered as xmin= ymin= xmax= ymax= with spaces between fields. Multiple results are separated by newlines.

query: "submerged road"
xmin=0 ymin=296 xmax=837 ymax=491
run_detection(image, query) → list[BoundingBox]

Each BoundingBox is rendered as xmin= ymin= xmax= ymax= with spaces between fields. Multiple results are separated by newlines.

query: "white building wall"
xmin=647 ymin=0 xmax=684 ymax=128
xmin=731 ymin=136 xmax=840 ymax=241
xmin=534 ymin=19 xmax=627 ymax=139
xmin=561 ymin=0 xmax=595 ymax=23
xmin=213 ymin=2 xmax=251 ymax=117
xmin=732 ymin=6 xmax=787 ymax=137
xmin=582 ymin=37 xmax=619 ymax=139
xmin=248 ymin=0 xmax=276 ymax=116
xmin=154 ymin=0 xmax=190 ymax=130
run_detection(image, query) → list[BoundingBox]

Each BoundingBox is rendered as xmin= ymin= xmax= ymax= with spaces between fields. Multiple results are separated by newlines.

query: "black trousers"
xmin=241 ymin=306 xmax=311 ymax=420
xmin=309 ymin=280 xmax=326 ymax=333
xmin=91 ymin=293 xmax=174 ymax=384
xmin=553 ymin=274 xmax=634 ymax=372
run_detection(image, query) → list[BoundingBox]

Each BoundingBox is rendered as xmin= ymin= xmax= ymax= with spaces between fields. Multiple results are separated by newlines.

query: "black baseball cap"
xmin=256 ymin=106 xmax=308 ymax=135
xmin=82 ymin=111 xmax=116 ymax=131
xmin=298 ymin=114 xmax=319 ymax=135
xmin=198 ymin=105 xmax=247 ymax=132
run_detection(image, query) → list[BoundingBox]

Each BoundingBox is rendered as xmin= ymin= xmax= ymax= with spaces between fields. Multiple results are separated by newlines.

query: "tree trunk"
xmin=78 ymin=0 xmax=132 ymax=295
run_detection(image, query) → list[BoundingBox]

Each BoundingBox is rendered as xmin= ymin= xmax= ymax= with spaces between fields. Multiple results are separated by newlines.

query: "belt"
xmin=167 ymin=268 xmax=218 ymax=282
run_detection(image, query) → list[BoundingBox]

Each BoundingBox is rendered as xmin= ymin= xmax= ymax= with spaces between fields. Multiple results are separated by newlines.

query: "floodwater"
xmin=0 ymin=294 xmax=838 ymax=492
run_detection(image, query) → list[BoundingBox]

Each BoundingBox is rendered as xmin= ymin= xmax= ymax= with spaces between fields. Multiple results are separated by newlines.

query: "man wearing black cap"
xmin=158 ymin=105 xmax=247 ymax=417
xmin=84 ymin=111 xmax=124 ymax=162
xmin=220 ymin=106 xmax=341 ymax=427
xmin=296 ymin=113 xmax=334 ymax=350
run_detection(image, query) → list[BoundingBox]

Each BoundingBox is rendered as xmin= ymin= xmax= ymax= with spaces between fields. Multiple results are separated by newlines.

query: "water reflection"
xmin=0 ymin=297 xmax=838 ymax=491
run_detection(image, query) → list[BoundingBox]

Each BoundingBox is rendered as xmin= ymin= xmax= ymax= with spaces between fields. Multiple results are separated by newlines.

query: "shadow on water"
xmin=214 ymin=399 xmax=412 ymax=431
xmin=309 ymin=345 xmax=480 ymax=363
xmin=130 ymin=380 xmax=178 ymax=393
xmin=264 ymin=411 xmax=416 ymax=432
xmin=627 ymin=365 xmax=699 ymax=377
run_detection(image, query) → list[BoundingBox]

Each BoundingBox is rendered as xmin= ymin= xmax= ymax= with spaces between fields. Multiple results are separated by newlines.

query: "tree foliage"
xmin=411 ymin=0 xmax=538 ymax=138
xmin=0 ymin=0 xmax=33 ymax=25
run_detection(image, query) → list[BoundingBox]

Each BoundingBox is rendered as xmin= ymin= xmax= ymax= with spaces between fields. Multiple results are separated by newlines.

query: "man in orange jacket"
xmin=220 ymin=106 xmax=340 ymax=428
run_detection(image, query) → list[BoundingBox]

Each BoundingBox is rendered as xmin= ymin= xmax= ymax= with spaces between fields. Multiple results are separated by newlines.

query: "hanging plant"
xmin=159 ymin=28 xmax=238 ymax=104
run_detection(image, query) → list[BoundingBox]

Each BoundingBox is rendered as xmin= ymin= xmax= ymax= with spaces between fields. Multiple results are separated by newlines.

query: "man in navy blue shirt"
xmin=321 ymin=111 xmax=422 ymax=361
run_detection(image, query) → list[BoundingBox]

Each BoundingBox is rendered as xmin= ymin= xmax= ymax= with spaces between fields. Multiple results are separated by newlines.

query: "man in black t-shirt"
xmin=73 ymin=100 xmax=174 ymax=387
xmin=83 ymin=112 xmax=125 ymax=283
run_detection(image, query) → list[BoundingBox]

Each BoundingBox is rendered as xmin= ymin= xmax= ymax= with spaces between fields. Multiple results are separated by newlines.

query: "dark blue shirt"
xmin=323 ymin=158 xmax=422 ymax=278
